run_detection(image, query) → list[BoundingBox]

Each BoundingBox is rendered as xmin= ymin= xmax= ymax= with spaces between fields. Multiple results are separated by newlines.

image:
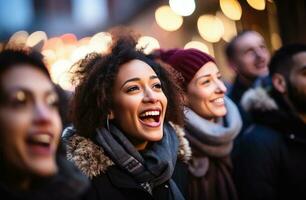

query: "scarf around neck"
xmin=95 ymin=122 xmax=185 ymax=200
xmin=185 ymin=97 xmax=242 ymax=158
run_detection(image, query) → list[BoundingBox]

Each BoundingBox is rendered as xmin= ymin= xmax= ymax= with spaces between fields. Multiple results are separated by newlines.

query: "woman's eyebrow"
xmin=120 ymin=75 xmax=159 ymax=89
xmin=120 ymin=77 xmax=140 ymax=89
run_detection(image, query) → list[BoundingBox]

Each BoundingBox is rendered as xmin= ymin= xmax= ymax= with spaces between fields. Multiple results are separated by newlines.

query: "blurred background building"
xmin=0 ymin=0 xmax=305 ymax=90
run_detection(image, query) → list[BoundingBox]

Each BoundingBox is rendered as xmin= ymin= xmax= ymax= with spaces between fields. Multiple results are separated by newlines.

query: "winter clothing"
xmin=64 ymin=122 xmax=191 ymax=200
xmin=185 ymin=97 xmax=242 ymax=200
xmin=0 ymin=144 xmax=89 ymax=200
xmin=228 ymin=76 xmax=271 ymax=142
xmin=227 ymin=77 xmax=252 ymax=135
xmin=156 ymin=48 xmax=215 ymax=86
xmin=233 ymin=87 xmax=306 ymax=200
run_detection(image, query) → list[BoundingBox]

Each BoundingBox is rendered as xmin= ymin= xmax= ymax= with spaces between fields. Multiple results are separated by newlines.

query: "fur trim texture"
xmin=66 ymin=124 xmax=191 ymax=179
xmin=66 ymin=135 xmax=114 ymax=179
xmin=241 ymin=87 xmax=278 ymax=112
xmin=170 ymin=123 xmax=192 ymax=163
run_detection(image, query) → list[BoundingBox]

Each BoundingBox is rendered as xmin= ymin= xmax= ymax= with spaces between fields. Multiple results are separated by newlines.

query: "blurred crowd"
xmin=0 ymin=27 xmax=305 ymax=200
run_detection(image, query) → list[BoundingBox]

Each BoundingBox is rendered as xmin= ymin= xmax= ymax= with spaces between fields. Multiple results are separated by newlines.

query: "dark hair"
xmin=0 ymin=48 xmax=50 ymax=78
xmin=269 ymin=43 xmax=306 ymax=77
xmin=71 ymin=34 xmax=184 ymax=138
xmin=0 ymin=48 xmax=51 ymax=104
xmin=225 ymin=30 xmax=255 ymax=60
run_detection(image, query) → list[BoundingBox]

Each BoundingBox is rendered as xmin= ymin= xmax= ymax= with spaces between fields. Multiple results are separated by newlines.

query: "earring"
xmin=106 ymin=115 xmax=110 ymax=132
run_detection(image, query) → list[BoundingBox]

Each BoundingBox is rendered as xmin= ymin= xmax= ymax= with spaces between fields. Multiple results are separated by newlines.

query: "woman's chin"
xmin=214 ymin=109 xmax=227 ymax=118
xmin=28 ymin=161 xmax=58 ymax=178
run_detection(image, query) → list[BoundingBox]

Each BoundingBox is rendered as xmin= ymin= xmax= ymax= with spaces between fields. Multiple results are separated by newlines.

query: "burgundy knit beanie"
xmin=155 ymin=48 xmax=215 ymax=86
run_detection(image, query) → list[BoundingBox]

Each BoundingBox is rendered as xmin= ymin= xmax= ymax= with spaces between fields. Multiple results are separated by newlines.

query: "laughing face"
xmin=0 ymin=65 xmax=62 ymax=178
xmin=187 ymin=62 xmax=227 ymax=121
xmin=110 ymin=59 xmax=168 ymax=150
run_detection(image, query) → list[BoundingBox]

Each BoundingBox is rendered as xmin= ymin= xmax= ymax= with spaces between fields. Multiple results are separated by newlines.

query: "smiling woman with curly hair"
xmin=63 ymin=32 xmax=191 ymax=200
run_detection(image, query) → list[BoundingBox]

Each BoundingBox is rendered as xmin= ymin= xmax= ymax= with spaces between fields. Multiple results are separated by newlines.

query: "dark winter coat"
xmin=233 ymin=87 xmax=306 ymax=200
xmin=65 ymin=125 xmax=191 ymax=200
xmin=227 ymin=77 xmax=252 ymax=138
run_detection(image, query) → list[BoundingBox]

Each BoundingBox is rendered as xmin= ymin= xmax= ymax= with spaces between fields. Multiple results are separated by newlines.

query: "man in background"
xmin=233 ymin=44 xmax=306 ymax=200
xmin=225 ymin=30 xmax=271 ymax=132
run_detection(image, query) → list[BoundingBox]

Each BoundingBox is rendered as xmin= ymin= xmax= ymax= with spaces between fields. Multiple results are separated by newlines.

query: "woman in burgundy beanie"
xmin=154 ymin=48 xmax=215 ymax=88
xmin=154 ymin=48 xmax=242 ymax=200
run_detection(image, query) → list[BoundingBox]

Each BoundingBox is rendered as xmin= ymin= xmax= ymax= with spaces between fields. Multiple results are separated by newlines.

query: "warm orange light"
xmin=169 ymin=0 xmax=196 ymax=16
xmin=197 ymin=15 xmax=224 ymax=43
xmin=216 ymin=11 xmax=237 ymax=42
xmin=155 ymin=5 xmax=183 ymax=31
xmin=247 ymin=0 xmax=265 ymax=10
xmin=89 ymin=32 xmax=112 ymax=53
xmin=184 ymin=41 xmax=209 ymax=54
xmin=60 ymin=33 xmax=78 ymax=44
xmin=220 ymin=0 xmax=242 ymax=20
xmin=50 ymin=59 xmax=74 ymax=91
xmin=271 ymin=33 xmax=282 ymax=50
xmin=8 ymin=31 xmax=29 ymax=46
xmin=137 ymin=36 xmax=160 ymax=54
xmin=26 ymin=31 xmax=48 ymax=47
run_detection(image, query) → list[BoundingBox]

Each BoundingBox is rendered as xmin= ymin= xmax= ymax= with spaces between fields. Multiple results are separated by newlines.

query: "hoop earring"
xmin=106 ymin=115 xmax=110 ymax=132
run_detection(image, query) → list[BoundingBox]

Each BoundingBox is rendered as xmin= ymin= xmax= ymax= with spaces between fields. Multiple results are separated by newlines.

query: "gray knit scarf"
xmin=184 ymin=96 xmax=242 ymax=158
xmin=95 ymin=122 xmax=185 ymax=200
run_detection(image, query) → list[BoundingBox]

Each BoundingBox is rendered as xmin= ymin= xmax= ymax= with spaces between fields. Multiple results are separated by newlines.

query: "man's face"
xmin=287 ymin=52 xmax=306 ymax=114
xmin=231 ymin=32 xmax=270 ymax=80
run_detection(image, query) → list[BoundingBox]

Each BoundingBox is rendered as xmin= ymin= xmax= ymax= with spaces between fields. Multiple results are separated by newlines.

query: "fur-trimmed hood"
xmin=241 ymin=87 xmax=278 ymax=113
xmin=64 ymin=124 xmax=191 ymax=179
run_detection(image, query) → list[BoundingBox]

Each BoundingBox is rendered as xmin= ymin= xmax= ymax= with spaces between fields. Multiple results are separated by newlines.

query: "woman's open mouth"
xmin=26 ymin=133 xmax=54 ymax=156
xmin=139 ymin=109 xmax=161 ymax=127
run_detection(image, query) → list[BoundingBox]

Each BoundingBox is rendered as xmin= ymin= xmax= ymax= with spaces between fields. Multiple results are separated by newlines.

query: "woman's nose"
xmin=143 ymin=88 xmax=158 ymax=103
xmin=33 ymin=103 xmax=52 ymax=124
xmin=215 ymin=79 xmax=227 ymax=93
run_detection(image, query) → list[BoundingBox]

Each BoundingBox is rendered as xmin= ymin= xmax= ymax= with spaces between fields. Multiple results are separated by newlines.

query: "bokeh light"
xmin=271 ymin=32 xmax=282 ymax=50
xmin=8 ymin=30 xmax=29 ymax=46
xmin=70 ymin=46 xmax=94 ymax=63
xmin=155 ymin=5 xmax=183 ymax=31
xmin=184 ymin=41 xmax=209 ymax=54
xmin=197 ymin=14 xmax=224 ymax=43
xmin=89 ymin=32 xmax=112 ymax=53
xmin=50 ymin=59 xmax=74 ymax=90
xmin=137 ymin=36 xmax=160 ymax=54
xmin=216 ymin=11 xmax=237 ymax=42
xmin=220 ymin=0 xmax=242 ymax=20
xmin=26 ymin=31 xmax=48 ymax=47
xmin=247 ymin=0 xmax=266 ymax=10
xmin=169 ymin=0 xmax=196 ymax=16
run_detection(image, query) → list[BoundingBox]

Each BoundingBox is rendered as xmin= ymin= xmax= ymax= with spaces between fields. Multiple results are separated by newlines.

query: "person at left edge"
xmin=0 ymin=47 xmax=88 ymax=200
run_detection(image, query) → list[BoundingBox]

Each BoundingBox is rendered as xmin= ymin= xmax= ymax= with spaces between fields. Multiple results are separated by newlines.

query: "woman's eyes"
xmin=126 ymin=86 xmax=140 ymax=93
xmin=201 ymin=80 xmax=210 ymax=85
xmin=200 ymin=75 xmax=222 ymax=85
xmin=46 ymin=94 xmax=59 ymax=108
xmin=153 ymin=83 xmax=162 ymax=89
xmin=126 ymin=82 xmax=162 ymax=93
xmin=10 ymin=91 xmax=29 ymax=107
xmin=8 ymin=91 xmax=59 ymax=110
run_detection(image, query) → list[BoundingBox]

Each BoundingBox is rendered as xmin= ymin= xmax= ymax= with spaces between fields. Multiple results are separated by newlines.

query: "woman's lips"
xmin=139 ymin=109 xmax=162 ymax=127
xmin=210 ymin=97 xmax=225 ymax=106
xmin=26 ymin=133 xmax=54 ymax=156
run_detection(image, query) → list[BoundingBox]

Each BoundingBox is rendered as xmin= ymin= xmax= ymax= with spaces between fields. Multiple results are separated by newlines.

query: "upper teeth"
xmin=31 ymin=134 xmax=51 ymax=144
xmin=140 ymin=111 xmax=160 ymax=117
xmin=213 ymin=98 xmax=224 ymax=103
